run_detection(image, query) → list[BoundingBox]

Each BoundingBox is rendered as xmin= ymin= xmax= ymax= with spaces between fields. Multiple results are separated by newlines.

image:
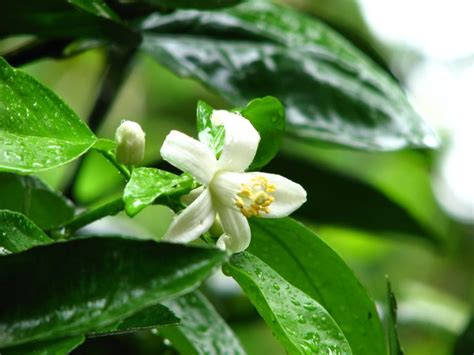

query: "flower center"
xmin=234 ymin=176 xmax=276 ymax=218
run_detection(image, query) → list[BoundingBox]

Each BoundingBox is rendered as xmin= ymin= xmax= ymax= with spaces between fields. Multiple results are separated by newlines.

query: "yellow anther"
xmin=234 ymin=176 xmax=276 ymax=218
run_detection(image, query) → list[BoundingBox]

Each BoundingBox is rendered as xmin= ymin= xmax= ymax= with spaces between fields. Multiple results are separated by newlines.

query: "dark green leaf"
xmin=0 ymin=237 xmax=227 ymax=347
xmin=140 ymin=0 xmax=241 ymax=10
xmin=161 ymin=291 xmax=246 ymax=354
xmin=0 ymin=173 xmax=74 ymax=230
xmin=196 ymin=100 xmax=225 ymax=156
xmin=248 ymin=218 xmax=386 ymax=355
xmin=139 ymin=2 xmax=438 ymax=150
xmin=0 ymin=58 xmax=96 ymax=173
xmin=68 ymin=0 xmax=121 ymax=22
xmin=89 ymin=304 xmax=180 ymax=337
xmin=240 ymin=96 xmax=285 ymax=170
xmin=1 ymin=336 xmax=85 ymax=355
xmin=265 ymin=153 xmax=442 ymax=245
xmin=0 ymin=1 xmax=138 ymax=44
xmin=0 ymin=210 xmax=53 ymax=255
xmin=386 ymin=279 xmax=404 ymax=355
xmin=123 ymin=167 xmax=197 ymax=216
xmin=454 ymin=315 xmax=474 ymax=354
xmin=225 ymin=252 xmax=352 ymax=354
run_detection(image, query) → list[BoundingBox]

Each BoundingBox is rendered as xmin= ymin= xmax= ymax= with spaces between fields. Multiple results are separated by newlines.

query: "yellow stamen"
xmin=233 ymin=176 xmax=276 ymax=218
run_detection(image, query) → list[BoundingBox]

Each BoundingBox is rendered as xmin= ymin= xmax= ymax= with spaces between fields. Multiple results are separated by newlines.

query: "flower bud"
xmin=115 ymin=120 xmax=145 ymax=165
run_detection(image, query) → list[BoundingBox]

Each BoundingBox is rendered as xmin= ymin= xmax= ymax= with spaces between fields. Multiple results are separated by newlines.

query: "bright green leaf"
xmin=225 ymin=252 xmax=352 ymax=354
xmin=0 ymin=210 xmax=54 ymax=255
xmin=247 ymin=218 xmax=386 ymax=355
xmin=0 ymin=173 xmax=74 ymax=230
xmin=386 ymin=279 xmax=404 ymax=355
xmin=92 ymin=138 xmax=117 ymax=153
xmin=139 ymin=2 xmax=438 ymax=150
xmin=0 ymin=237 xmax=227 ymax=347
xmin=89 ymin=304 xmax=180 ymax=337
xmin=240 ymin=96 xmax=285 ymax=170
xmin=1 ymin=336 xmax=85 ymax=355
xmin=161 ymin=291 xmax=246 ymax=354
xmin=123 ymin=167 xmax=197 ymax=216
xmin=0 ymin=58 xmax=96 ymax=173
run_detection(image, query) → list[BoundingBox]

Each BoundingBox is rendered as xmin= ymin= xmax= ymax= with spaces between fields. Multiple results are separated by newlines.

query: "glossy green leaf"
xmin=0 ymin=173 xmax=74 ymax=230
xmin=92 ymin=138 xmax=117 ymax=152
xmin=1 ymin=336 xmax=85 ymax=355
xmin=0 ymin=1 xmax=138 ymax=43
xmin=0 ymin=58 xmax=96 ymax=173
xmin=386 ymin=280 xmax=404 ymax=355
xmin=89 ymin=304 xmax=180 ymax=337
xmin=0 ymin=237 xmax=227 ymax=347
xmin=264 ymin=154 xmax=440 ymax=244
xmin=0 ymin=210 xmax=54 ymax=255
xmin=225 ymin=252 xmax=352 ymax=354
xmin=247 ymin=218 xmax=386 ymax=355
xmin=123 ymin=167 xmax=197 ymax=216
xmin=140 ymin=0 xmax=241 ymax=9
xmin=139 ymin=1 xmax=438 ymax=150
xmin=196 ymin=100 xmax=225 ymax=156
xmin=161 ymin=291 xmax=246 ymax=354
xmin=240 ymin=96 xmax=285 ymax=170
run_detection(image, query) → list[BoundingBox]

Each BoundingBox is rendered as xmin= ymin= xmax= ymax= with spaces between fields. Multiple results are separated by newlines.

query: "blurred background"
xmin=2 ymin=0 xmax=473 ymax=354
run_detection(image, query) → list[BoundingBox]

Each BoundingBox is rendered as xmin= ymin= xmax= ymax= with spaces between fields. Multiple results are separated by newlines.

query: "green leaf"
xmin=0 ymin=237 xmax=227 ymax=347
xmin=0 ymin=210 xmax=54 ymax=255
xmin=247 ymin=218 xmax=386 ymax=355
xmin=92 ymin=138 xmax=117 ymax=153
xmin=0 ymin=58 xmax=96 ymax=173
xmin=161 ymin=291 xmax=246 ymax=354
xmin=0 ymin=1 xmax=138 ymax=44
xmin=240 ymin=96 xmax=285 ymax=170
xmin=264 ymin=154 xmax=441 ymax=245
xmin=225 ymin=252 xmax=352 ymax=354
xmin=139 ymin=1 xmax=438 ymax=150
xmin=386 ymin=279 xmax=404 ymax=355
xmin=123 ymin=167 xmax=197 ymax=216
xmin=196 ymin=100 xmax=225 ymax=156
xmin=68 ymin=0 xmax=121 ymax=22
xmin=140 ymin=0 xmax=242 ymax=9
xmin=89 ymin=304 xmax=180 ymax=337
xmin=0 ymin=173 xmax=74 ymax=230
xmin=1 ymin=336 xmax=85 ymax=355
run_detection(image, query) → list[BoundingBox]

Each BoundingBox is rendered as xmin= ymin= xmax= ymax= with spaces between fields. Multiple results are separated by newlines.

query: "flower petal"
xmin=162 ymin=189 xmax=215 ymax=244
xmin=255 ymin=173 xmax=307 ymax=218
xmin=160 ymin=130 xmax=217 ymax=185
xmin=216 ymin=205 xmax=251 ymax=253
xmin=211 ymin=171 xmax=306 ymax=218
xmin=212 ymin=110 xmax=260 ymax=172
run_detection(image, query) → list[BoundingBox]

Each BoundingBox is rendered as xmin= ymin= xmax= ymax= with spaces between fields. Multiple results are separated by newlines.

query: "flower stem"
xmin=62 ymin=198 xmax=125 ymax=236
xmin=99 ymin=150 xmax=131 ymax=181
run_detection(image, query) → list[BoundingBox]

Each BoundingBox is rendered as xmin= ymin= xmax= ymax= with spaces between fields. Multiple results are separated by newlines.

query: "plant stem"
xmin=63 ymin=198 xmax=125 ymax=235
xmin=99 ymin=150 xmax=131 ymax=180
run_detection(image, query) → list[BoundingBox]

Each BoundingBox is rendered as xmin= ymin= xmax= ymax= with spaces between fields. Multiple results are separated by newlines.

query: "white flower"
xmin=160 ymin=110 xmax=307 ymax=253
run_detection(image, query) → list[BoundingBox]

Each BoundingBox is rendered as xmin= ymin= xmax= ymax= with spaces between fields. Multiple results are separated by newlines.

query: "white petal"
xmin=162 ymin=189 xmax=216 ymax=243
xmin=160 ymin=130 xmax=217 ymax=185
xmin=216 ymin=205 xmax=251 ymax=253
xmin=212 ymin=110 xmax=260 ymax=172
xmin=255 ymin=173 xmax=307 ymax=218
xmin=211 ymin=171 xmax=306 ymax=218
